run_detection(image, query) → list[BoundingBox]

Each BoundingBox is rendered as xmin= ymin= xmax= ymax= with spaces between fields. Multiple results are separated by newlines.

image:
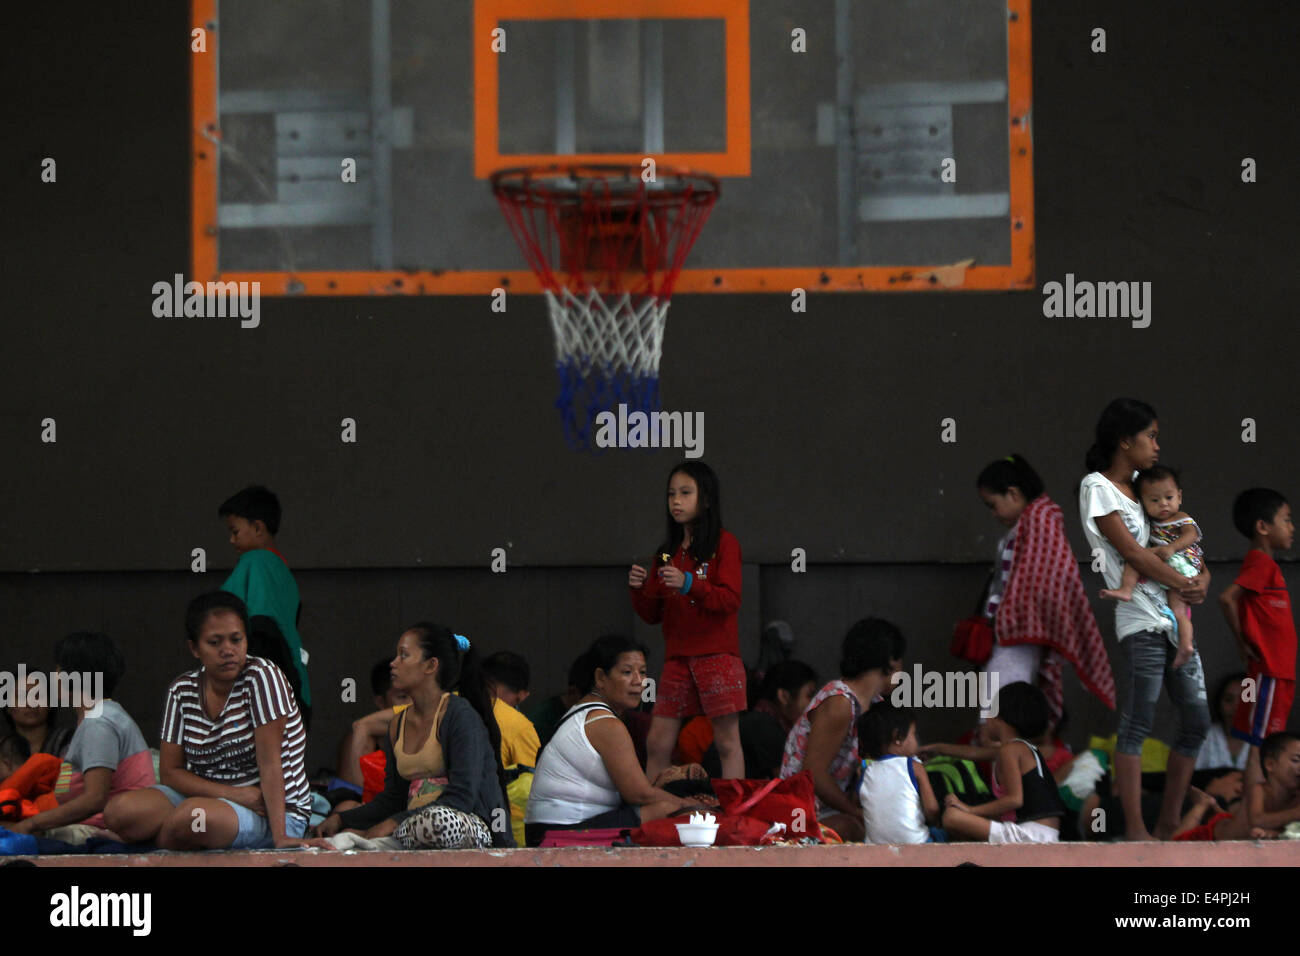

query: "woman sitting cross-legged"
xmin=316 ymin=624 xmax=515 ymax=849
xmin=524 ymin=634 xmax=716 ymax=847
xmin=104 ymin=591 xmax=331 ymax=850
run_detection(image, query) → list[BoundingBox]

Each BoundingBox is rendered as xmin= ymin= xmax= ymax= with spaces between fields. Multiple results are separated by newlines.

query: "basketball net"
xmin=492 ymin=165 xmax=719 ymax=451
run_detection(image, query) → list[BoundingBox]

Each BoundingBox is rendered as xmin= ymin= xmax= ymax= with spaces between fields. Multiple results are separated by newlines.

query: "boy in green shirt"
xmin=218 ymin=486 xmax=311 ymax=724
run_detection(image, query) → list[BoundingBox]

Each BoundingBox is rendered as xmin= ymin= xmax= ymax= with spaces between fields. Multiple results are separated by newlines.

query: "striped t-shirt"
xmin=160 ymin=656 xmax=311 ymax=826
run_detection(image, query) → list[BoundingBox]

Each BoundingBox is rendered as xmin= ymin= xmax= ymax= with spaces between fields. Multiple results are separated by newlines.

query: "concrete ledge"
xmin=20 ymin=840 xmax=1299 ymax=867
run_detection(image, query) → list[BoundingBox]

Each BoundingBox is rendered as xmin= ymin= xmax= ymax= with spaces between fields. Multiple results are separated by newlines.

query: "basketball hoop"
xmin=491 ymin=164 xmax=719 ymax=451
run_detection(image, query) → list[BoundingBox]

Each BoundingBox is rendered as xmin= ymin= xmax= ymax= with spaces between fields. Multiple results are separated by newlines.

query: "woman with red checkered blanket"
xmin=977 ymin=454 xmax=1116 ymax=719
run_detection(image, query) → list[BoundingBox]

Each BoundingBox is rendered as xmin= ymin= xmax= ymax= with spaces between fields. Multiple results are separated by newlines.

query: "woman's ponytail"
xmin=457 ymin=646 xmax=509 ymax=808
xmin=1085 ymin=398 xmax=1158 ymax=474
xmin=1084 ymin=442 xmax=1110 ymax=474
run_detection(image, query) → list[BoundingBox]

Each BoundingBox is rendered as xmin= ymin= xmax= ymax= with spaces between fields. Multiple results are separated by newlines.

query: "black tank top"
xmin=1011 ymin=738 xmax=1067 ymax=824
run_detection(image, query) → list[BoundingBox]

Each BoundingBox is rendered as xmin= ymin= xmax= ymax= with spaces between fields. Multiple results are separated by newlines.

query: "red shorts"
xmin=1231 ymin=674 xmax=1295 ymax=747
xmin=654 ymin=654 xmax=747 ymax=719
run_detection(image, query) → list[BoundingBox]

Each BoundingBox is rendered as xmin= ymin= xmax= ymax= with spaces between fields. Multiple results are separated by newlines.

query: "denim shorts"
xmin=152 ymin=785 xmax=308 ymax=849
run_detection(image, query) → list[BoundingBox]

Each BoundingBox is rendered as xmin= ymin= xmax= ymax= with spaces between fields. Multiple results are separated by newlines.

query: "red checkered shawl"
xmin=996 ymin=494 xmax=1116 ymax=714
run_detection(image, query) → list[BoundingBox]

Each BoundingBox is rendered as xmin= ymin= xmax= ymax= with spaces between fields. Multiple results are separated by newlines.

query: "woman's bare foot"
xmin=1153 ymin=819 xmax=1180 ymax=841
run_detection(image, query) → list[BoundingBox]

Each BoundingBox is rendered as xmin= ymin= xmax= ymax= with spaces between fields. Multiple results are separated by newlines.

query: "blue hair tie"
xmin=454 ymin=633 xmax=470 ymax=652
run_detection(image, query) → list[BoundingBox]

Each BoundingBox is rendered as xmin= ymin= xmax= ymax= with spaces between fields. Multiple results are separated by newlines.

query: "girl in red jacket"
xmin=629 ymin=461 xmax=745 ymax=780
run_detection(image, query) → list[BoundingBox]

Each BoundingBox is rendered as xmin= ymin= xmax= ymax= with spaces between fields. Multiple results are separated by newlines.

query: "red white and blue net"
xmin=492 ymin=165 xmax=719 ymax=451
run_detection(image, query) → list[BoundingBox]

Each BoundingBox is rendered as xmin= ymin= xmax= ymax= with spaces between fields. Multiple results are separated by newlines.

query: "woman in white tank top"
xmin=524 ymin=637 xmax=714 ymax=847
xmin=526 ymin=701 xmax=624 ymax=825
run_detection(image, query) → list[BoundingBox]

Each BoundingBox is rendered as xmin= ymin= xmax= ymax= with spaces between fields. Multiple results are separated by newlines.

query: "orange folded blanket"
xmin=0 ymin=754 xmax=64 ymax=819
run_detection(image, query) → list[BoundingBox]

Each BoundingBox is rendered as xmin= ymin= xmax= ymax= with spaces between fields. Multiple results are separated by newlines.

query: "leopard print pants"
xmin=395 ymin=804 xmax=492 ymax=849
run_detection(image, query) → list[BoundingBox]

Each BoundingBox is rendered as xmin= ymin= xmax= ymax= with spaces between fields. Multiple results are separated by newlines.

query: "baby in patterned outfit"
xmin=1101 ymin=466 xmax=1204 ymax=662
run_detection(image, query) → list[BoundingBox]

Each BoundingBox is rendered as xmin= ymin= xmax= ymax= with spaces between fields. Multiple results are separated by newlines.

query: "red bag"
xmin=711 ymin=772 xmax=817 ymax=833
xmin=359 ymin=750 xmax=386 ymax=804
xmin=951 ymin=616 xmax=994 ymax=666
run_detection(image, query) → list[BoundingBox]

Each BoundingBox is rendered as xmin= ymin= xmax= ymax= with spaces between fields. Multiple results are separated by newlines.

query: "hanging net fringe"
xmin=492 ymin=165 xmax=720 ymax=451
xmin=547 ymin=289 xmax=668 ymax=449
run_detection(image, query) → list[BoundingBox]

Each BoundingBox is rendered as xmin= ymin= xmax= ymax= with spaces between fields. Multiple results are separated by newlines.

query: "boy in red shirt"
xmin=1219 ymin=487 xmax=1296 ymax=826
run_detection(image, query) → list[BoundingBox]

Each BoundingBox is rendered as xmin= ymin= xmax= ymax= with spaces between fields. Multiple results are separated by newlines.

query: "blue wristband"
xmin=680 ymin=571 xmax=693 ymax=594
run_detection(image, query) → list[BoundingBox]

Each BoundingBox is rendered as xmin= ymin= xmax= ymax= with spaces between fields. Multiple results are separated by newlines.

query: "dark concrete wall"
xmin=5 ymin=2 xmax=1298 ymax=769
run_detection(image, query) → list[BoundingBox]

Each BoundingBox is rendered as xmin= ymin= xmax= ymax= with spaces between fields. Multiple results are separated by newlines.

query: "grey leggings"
xmin=1115 ymin=629 xmax=1210 ymax=757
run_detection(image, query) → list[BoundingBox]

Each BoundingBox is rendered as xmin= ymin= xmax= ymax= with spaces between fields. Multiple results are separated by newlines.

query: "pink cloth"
xmin=56 ymin=749 xmax=155 ymax=829
xmin=539 ymin=828 xmax=628 ymax=848
xmin=996 ymin=495 xmax=1116 ymax=715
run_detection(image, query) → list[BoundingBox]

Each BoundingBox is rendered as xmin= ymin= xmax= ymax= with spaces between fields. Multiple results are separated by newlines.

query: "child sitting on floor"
xmin=923 ymin=708 xmax=1074 ymax=790
xmin=332 ymin=658 xmax=412 ymax=808
xmin=942 ymin=682 xmax=1067 ymax=843
xmin=482 ymin=651 xmax=541 ymax=768
xmin=857 ymin=702 xmax=941 ymax=844
xmin=1211 ymin=732 xmax=1300 ymax=840
xmin=7 ymin=633 xmax=155 ymax=842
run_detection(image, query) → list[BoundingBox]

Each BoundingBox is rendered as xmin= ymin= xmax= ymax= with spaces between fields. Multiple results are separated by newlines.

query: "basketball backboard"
xmin=191 ymin=0 xmax=1033 ymax=294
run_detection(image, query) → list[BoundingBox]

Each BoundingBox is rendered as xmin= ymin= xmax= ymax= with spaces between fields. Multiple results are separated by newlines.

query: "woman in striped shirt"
xmin=105 ymin=591 xmax=330 ymax=850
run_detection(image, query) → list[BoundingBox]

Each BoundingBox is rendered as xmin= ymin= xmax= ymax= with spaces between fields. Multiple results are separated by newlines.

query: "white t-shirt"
xmin=1195 ymin=724 xmax=1249 ymax=771
xmin=1078 ymin=471 xmax=1172 ymax=640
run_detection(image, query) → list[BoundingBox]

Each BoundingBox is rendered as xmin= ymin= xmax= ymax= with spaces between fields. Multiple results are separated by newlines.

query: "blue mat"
xmin=0 ymin=825 xmax=144 ymax=856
